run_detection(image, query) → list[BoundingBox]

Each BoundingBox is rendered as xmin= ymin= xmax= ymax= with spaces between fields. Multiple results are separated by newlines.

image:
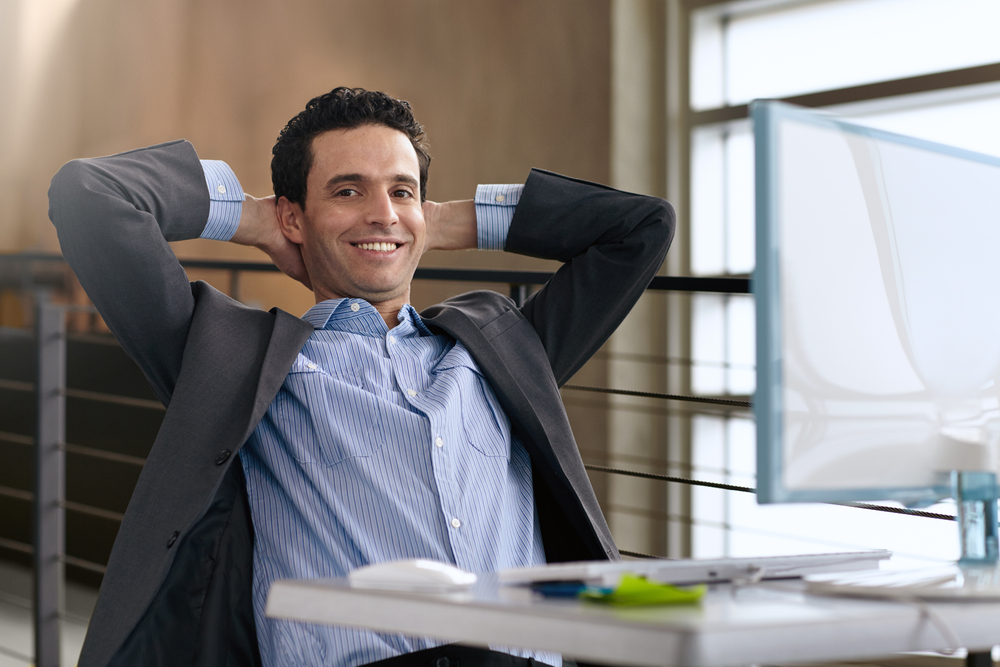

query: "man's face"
xmin=279 ymin=124 xmax=425 ymax=307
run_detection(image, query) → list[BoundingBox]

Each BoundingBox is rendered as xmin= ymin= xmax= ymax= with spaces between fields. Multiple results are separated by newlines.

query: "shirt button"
xmin=306 ymin=362 xmax=317 ymax=370
xmin=407 ymin=389 xmax=417 ymax=397
xmin=217 ymin=184 xmax=226 ymax=194
xmin=387 ymin=335 xmax=395 ymax=344
xmin=350 ymin=302 xmax=360 ymax=312
xmin=495 ymin=193 xmax=505 ymax=203
xmin=435 ymin=437 xmax=444 ymax=448
xmin=451 ymin=518 xmax=461 ymax=529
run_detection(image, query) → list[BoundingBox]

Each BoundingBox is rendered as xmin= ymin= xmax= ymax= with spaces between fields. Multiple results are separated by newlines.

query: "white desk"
xmin=265 ymin=574 xmax=1000 ymax=667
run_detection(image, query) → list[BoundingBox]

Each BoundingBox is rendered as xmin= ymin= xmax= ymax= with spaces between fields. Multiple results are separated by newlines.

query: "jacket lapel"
xmin=242 ymin=307 xmax=315 ymax=443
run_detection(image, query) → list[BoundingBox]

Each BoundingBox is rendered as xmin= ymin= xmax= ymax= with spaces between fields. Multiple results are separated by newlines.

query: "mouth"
xmin=352 ymin=242 xmax=400 ymax=252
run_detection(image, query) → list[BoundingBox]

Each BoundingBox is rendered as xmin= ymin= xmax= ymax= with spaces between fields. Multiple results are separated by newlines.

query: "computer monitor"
xmin=753 ymin=100 xmax=1000 ymax=507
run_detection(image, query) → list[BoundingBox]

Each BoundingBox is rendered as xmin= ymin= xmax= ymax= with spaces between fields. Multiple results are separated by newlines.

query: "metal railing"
xmin=2 ymin=251 xmax=751 ymax=300
xmin=34 ymin=303 xmax=64 ymax=667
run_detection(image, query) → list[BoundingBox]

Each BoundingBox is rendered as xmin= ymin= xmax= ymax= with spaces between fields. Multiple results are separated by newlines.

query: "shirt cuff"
xmin=200 ymin=160 xmax=244 ymax=241
xmin=475 ymin=184 xmax=522 ymax=250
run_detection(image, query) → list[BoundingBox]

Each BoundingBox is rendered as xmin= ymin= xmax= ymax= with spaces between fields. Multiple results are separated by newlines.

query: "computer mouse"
xmin=348 ymin=558 xmax=478 ymax=592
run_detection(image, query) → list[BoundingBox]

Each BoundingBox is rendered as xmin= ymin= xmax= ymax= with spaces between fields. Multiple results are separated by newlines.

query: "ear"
xmin=276 ymin=196 xmax=306 ymax=245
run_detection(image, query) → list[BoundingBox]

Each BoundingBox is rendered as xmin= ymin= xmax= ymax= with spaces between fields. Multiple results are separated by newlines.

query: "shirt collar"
xmin=302 ymin=299 xmax=433 ymax=337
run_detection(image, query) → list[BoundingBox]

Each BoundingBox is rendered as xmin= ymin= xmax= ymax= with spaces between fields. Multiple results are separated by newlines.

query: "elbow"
xmin=645 ymin=197 xmax=677 ymax=255
xmin=48 ymin=158 xmax=98 ymax=230
xmin=658 ymin=198 xmax=677 ymax=236
xmin=50 ymin=159 xmax=89 ymax=198
xmin=50 ymin=157 xmax=96 ymax=193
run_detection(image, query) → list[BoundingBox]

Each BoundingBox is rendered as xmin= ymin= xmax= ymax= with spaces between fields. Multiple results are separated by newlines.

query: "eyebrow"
xmin=322 ymin=173 xmax=419 ymax=192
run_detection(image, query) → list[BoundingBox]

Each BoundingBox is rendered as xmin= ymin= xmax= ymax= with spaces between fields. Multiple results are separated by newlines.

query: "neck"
xmin=373 ymin=302 xmax=405 ymax=330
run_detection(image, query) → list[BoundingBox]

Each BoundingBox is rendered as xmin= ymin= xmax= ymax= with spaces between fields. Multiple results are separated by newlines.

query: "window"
xmin=687 ymin=0 xmax=1000 ymax=566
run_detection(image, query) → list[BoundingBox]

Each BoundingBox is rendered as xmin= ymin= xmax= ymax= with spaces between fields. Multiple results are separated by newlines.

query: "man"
xmin=49 ymin=87 xmax=674 ymax=667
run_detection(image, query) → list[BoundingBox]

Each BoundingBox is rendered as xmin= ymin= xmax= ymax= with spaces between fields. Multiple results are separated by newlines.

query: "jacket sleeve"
xmin=48 ymin=140 xmax=213 ymax=406
xmin=504 ymin=169 xmax=676 ymax=386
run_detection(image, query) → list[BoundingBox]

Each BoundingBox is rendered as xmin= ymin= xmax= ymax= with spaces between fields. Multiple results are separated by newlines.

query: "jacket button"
xmin=436 ymin=658 xmax=449 ymax=667
xmin=214 ymin=449 xmax=232 ymax=465
xmin=166 ymin=531 xmax=179 ymax=548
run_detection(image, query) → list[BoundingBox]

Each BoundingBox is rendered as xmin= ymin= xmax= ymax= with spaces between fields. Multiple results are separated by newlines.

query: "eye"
xmin=335 ymin=188 xmax=359 ymax=197
xmin=392 ymin=188 xmax=414 ymax=198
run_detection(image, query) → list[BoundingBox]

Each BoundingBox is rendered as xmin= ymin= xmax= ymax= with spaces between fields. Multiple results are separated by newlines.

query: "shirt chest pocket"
xmin=281 ymin=359 xmax=388 ymax=466
xmin=435 ymin=351 xmax=511 ymax=460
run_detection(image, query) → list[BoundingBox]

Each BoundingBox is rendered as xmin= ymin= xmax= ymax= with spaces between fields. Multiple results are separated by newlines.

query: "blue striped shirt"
xmin=199 ymin=162 xmax=556 ymax=667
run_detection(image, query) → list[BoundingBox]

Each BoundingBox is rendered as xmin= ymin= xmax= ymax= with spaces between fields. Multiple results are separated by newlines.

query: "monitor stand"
xmin=805 ymin=471 xmax=1000 ymax=600
xmin=954 ymin=471 xmax=1000 ymax=564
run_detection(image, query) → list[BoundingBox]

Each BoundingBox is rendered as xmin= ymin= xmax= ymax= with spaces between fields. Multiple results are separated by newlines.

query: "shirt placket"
xmin=386 ymin=329 xmax=471 ymax=568
xmin=427 ymin=385 xmax=473 ymax=569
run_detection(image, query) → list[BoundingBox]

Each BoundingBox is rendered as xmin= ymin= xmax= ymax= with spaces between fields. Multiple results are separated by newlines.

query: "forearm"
xmin=504 ymin=169 xmax=676 ymax=384
xmin=193 ymin=159 xmax=312 ymax=290
xmin=505 ymin=170 xmax=674 ymax=262
xmin=48 ymin=140 xmax=211 ymax=404
xmin=229 ymin=196 xmax=270 ymax=247
xmin=50 ymin=140 xmax=211 ymax=242
xmin=423 ymin=199 xmax=476 ymax=251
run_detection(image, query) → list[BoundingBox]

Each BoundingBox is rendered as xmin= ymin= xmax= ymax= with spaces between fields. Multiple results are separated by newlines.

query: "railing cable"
xmin=585 ymin=464 xmax=754 ymax=493
xmin=835 ymin=502 xmax=955 ymax=522
xmin=564 ymin=384 xmax=752 ymax=408
xmin=583 ymin=465 xmax=957 ymax=522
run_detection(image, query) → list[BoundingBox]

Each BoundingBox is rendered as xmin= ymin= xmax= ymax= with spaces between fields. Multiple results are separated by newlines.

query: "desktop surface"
xmin=266 ymin=570 xmax=1000 ymax=667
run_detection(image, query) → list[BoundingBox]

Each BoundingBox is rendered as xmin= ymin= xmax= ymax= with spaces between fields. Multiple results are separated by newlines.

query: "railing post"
xmin=34 ymin=301 xmax=65 ymax=667
xmin=229 ymin=269 xmax=241 ymax=303
xmin=510 ymin=284 xmax=528 ymax=308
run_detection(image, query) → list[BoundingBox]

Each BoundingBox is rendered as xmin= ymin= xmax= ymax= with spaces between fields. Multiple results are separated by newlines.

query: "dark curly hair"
xmin=271 ymin=87 xmax=431 ymax=206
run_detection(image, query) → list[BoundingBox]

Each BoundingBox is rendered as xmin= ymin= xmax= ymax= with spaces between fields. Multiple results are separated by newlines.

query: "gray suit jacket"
xmin=49 ymin=140 xmax=674 ymax=666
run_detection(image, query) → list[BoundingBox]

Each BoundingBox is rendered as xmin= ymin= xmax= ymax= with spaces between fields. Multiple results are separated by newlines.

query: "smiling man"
xmin=49 ymin=87 xmax=675 ymax=667
xmin=273 ymin=125 xmax=443 ymax=324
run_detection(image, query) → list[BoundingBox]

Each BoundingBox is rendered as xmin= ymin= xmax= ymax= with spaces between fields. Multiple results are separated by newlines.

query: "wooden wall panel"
xmin=2 ymin=0 xmax=611 ymax=314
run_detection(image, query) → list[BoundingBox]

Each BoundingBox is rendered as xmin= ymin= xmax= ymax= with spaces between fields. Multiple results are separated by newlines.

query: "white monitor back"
xmin=754 ymin=101 xmax=1000 ymax=504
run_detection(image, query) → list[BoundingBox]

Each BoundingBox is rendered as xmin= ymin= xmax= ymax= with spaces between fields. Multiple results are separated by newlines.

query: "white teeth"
xmin=357 ymin=242 xmax=398 ymax=252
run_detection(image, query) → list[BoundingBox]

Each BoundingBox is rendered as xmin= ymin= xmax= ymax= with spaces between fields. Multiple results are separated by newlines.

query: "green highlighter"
xmin=579 ymin=573 xmax=706 ymax=606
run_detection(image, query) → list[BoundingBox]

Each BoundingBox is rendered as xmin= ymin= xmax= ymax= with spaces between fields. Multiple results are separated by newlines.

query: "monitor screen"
xmin=754 ymin=100 xmax=1000 ymax=504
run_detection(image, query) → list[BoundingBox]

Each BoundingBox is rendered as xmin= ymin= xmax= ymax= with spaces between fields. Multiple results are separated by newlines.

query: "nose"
xmin=365 ymin=191 xmax=399 ymax=228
